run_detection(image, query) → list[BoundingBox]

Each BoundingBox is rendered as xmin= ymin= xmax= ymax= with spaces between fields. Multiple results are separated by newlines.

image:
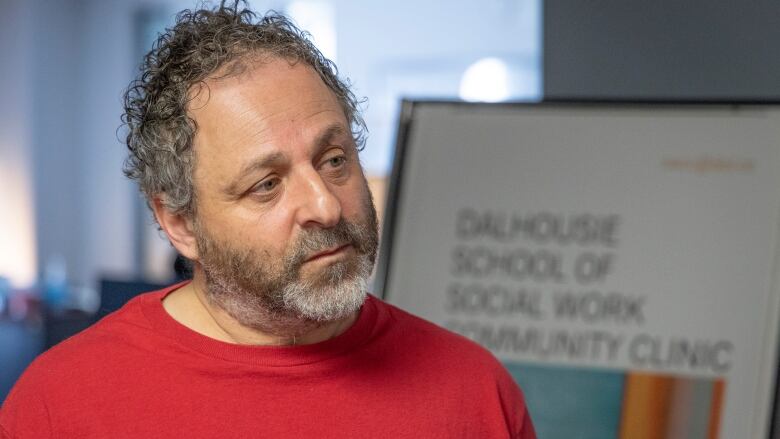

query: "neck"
xmin=162 ymin=275 xmax=360 ymax=346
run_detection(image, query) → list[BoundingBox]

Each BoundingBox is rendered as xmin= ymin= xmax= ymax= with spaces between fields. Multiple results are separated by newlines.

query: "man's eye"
xmin=253 ymin=178 xmax=279 ymax=193
xmin=327 ymin=156 xmax=346 ymax=168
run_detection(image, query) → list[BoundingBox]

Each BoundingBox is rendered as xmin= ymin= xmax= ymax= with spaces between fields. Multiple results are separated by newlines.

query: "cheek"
xmin=238 ymin=225 xmax=291 ymax=260
xmin=336 ymin=179 xmax=371 ymax=218
xmin=201 ymin=209 xmax=291 ymax=258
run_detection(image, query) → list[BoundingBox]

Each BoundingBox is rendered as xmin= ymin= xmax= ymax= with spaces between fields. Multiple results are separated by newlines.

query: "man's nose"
xmin=291 ymin=169 xmax=342 ymax=229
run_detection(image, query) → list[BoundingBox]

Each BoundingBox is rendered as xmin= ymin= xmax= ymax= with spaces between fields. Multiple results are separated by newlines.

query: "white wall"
xmin=20 ymin=0 xmax=139 ymax=289
xmin=336 ymin=0 xmax=541 ymax=174
xmin=0 ymin=0 xmax=37 ymax=288
xmin=79 ymin=0 xmax=141 ymax=283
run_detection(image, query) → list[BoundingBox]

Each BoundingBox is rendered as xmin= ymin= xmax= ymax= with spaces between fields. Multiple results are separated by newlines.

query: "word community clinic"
xmin=446 ymin=321 xmax=733 ymax=374
xmin=456 ymin=208 xmax=620 ymax=247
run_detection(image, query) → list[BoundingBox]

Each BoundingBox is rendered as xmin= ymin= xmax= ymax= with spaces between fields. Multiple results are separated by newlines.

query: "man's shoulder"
xmin=370 ymin=296 xmax=505 ymax=371
xmin=0 ymin=288 xmax=168 ymax=433
xmin=368 ymin=296 xmax=535 ymax=437
xmin=374 ymin=296 xmax=488 ymax=348
xmin=12 ymin=288 xmax=163 ymax=388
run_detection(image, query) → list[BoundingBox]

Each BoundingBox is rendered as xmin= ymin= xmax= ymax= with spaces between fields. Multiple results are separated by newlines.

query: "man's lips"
xmin=304 ymin=244 xmax=351 ymax=262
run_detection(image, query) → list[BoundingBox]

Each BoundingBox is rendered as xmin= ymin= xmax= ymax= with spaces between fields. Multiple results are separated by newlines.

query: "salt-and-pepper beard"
xmin=193 ymin=191 xmax=379 ymax=336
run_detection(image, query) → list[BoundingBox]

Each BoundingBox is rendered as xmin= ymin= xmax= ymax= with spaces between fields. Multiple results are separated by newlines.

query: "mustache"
xmin=285 ymin=217 xmax=375 ymax=269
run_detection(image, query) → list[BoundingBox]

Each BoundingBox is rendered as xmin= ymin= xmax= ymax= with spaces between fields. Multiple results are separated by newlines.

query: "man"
xmin=1 ymin=2 xmax=535 ymax=438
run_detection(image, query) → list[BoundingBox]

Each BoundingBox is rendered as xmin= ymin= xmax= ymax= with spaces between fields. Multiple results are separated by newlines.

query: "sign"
xmin=377 ymin=101 xmax=780 ymax=439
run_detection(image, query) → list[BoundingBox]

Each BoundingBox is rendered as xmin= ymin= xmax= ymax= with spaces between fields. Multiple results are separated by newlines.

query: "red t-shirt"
xmin=1 ymin=283 xmax=536 ymax=438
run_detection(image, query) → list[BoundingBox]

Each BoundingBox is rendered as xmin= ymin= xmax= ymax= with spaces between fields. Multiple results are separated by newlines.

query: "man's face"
xmin=187 ymin=57 xmax=378 ymax=328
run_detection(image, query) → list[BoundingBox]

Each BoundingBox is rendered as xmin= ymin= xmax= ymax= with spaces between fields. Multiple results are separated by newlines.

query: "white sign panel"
xmin=378 ymin=101 xmax=780 ymax=439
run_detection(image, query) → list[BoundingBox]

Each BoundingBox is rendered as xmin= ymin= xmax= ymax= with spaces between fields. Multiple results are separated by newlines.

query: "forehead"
xmin=188 ymin=56 xmax=349 ymax=167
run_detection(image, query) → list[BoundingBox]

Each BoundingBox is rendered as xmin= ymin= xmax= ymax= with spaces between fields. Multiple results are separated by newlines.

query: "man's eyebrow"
xmin=314 ymin=123 xmax=351 ymax=150
xmin=222 ymin=124 xmax=351 ymax=197
xmin=224 ymin=151 xmax=286 ymax=196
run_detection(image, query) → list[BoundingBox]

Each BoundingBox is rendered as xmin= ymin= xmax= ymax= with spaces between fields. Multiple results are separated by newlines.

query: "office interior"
xmin=2 ymin=0 xmax=780 ymax=437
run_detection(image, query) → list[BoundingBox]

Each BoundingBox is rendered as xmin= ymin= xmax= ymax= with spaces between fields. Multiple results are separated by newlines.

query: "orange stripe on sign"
xmin=619 ymin=373 xmax=674 ymax=439
xmin=707 ymin=379 xmax=725 ymax=439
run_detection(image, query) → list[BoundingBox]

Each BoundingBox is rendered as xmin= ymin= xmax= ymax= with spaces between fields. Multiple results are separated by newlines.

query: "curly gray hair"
xmin=121 ymin=1 xmax=366 ymax=216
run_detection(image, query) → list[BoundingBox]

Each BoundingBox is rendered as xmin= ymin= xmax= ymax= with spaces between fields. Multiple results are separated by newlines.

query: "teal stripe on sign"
xmin=504 ymin=362 xmax=625 ymax=439
xmin=686 ymin=378 xmax=714 ymax=439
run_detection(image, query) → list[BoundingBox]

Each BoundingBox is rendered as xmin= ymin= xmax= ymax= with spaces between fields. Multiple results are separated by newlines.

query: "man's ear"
xmin=151 ymin=196 xmax=200 ymax=261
